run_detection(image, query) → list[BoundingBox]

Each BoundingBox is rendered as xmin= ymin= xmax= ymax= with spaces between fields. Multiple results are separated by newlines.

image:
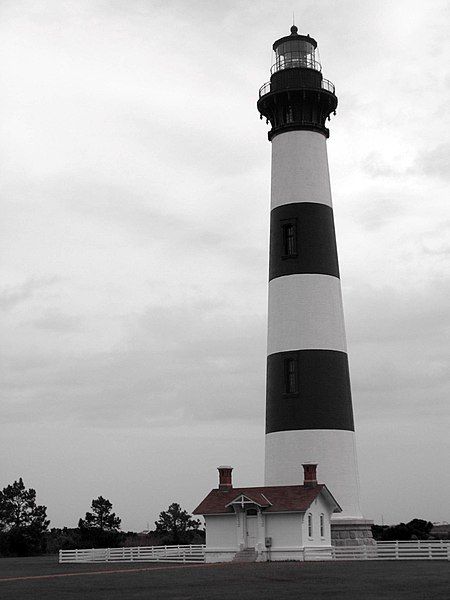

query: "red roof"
xmin=193 ymin=484 xmax=341 ymax=515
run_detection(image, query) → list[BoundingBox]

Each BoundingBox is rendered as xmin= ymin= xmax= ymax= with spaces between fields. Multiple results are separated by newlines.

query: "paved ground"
xmin=0 ymin=555 xmax=449 ymax=599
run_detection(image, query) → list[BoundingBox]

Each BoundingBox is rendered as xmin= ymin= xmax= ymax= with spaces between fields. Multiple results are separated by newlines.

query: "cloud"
xmin=361 ymin=152 xmax=407 ymax=179
xmin=346 ymin=280 xmax=450 ymax=344
xmin=349 ymin=193 xmax=408 ymax=231
xmin=1 ymin=299 xmax=266 ymax=428
xmin=31 ymin=310 xmax=81 ymax=332
xmin=347 ymin=279 xmax=450 ymax=419
xmin=415 ymin=143 xmax=450 ymax=180
xmin=0 ymin=277 xmax=59 ymax=311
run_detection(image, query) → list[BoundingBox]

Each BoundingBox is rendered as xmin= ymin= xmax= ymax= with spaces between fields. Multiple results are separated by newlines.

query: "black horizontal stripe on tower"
xmin=269 ymin=202 xmax=339 ymax=281
xmin=266 ymin=349 xmax=354 ymax=433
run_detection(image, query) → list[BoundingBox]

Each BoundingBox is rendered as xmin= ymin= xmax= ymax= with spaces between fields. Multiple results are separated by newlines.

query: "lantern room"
xmin=272 ymin=26 xmax=320 ymax=74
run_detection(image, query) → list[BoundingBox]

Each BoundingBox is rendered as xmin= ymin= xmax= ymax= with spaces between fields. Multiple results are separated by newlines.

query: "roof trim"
xmin=225 ymin=494 xmax=266 ymax=509
xmin=263 ymin=510 xmax=306 ymax=514
xmin=260 ymin=493 xmax=273 ymax=506
xmin=320 ymin=485 xmax=342 ymax=513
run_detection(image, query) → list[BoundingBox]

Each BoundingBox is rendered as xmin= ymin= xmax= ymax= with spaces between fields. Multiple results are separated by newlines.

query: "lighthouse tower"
xmin=257 ymin=26 xmax=372 ymax=541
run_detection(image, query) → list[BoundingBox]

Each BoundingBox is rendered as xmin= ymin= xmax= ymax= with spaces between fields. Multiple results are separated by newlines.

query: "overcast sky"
xmin=1 ymin=0 xmax=449 ymax=532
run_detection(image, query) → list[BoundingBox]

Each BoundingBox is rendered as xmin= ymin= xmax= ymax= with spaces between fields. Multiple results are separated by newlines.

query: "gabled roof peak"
xmin=226 ymin=492 xmax=273 ymax=509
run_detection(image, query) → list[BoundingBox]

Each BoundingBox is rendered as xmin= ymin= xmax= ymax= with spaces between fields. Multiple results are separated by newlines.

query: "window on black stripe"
xmin=281 ymin=220 xmax=297 ymax=257
xmin=284 ymin=357 xmax=298 ymax=394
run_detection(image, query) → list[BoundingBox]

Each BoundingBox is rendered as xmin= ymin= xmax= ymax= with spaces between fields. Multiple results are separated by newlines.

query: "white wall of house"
xmin=262 ymin=512 xmax=304 ymax=561
xmin=302 ymin=494 xmax=332 ymax=547
xmin=265 ymin=513 xmax=303 ymax=548
xmin=204 ymin=514 xmax=238 ymax=562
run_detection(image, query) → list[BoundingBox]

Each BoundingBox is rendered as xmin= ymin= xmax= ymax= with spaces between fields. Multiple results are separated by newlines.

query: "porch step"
xmin=232 ymin=548 xmax=258 ymax=563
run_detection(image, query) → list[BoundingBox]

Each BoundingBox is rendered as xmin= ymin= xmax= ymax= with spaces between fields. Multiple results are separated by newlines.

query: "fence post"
xmin=395 ymin=541 xmax=399 ymax=560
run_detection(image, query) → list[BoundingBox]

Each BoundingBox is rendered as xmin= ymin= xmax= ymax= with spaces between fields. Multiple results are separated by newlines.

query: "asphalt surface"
xmin=0 ymin=554 xmax=449 ymax=599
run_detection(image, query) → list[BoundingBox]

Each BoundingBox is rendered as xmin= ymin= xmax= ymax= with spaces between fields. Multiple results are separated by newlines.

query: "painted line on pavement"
xmin=0 ymin=561 xmax=239 ymax=583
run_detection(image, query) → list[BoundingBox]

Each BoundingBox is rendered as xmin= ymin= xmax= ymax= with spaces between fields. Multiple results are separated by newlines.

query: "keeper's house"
xmin=193 ymin=463 xmax=341 ymax=562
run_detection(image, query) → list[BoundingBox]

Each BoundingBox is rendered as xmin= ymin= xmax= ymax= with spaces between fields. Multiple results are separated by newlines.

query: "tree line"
xmin=0 ymin=478 xmax=204 ymax=557
xmin=371 ymin=519 xmax=436 ymax=541
xmin=1 ymin=477 xmax=446 ymax=557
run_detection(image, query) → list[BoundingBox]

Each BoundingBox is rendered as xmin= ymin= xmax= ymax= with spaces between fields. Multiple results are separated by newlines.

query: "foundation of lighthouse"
xmin=331 ymin=519 xmax=376 ymax=546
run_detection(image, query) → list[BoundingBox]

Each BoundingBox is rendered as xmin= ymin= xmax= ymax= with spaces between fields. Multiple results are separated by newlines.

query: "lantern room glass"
xmin=273 ymin=39 xmax=321 ymax=73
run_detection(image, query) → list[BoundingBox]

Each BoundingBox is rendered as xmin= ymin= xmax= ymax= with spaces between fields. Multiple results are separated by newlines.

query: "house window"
xmin=284 ymin=357 xmax=298 ymax=394
xmin=308 ymin=513 xmax=313 ymax=538
xmin=281 ymin=221 xmax=297 ymax=257
xmin=246 ymin=509 xmax=257 ymax=516
xmin=320 ymin=514 xmax=325 ymax=538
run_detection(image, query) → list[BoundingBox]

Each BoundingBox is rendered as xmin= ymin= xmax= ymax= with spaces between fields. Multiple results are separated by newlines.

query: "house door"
xmin=246 ymin=514 xmax=258 ymax=548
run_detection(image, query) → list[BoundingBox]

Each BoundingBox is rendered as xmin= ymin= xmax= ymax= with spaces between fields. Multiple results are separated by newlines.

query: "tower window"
xmin=284 ymin=358 xmax=298 ymax=394
xmin=285 ymin=105 xmax=294 ymax=123
xmin=320 ymin=514 xmax=325 ymax=537
xmin=308 ymin=513 xmax=313 ymax=538
xmin=281 ymin=221 xmax=297 ymax=257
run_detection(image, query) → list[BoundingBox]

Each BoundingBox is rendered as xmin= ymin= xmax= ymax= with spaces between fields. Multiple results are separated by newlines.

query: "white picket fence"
xmin=330 ymin=540 xmax=450 ymax=561
xmin=59 ymin=544 xmax=206 ymax=564
xmin=59 ymin=540 xmax=450 ymax=564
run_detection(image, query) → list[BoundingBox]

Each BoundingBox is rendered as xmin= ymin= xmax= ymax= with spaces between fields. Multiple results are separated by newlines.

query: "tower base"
xmin=331 ymin=518 xmax=375 ymax=546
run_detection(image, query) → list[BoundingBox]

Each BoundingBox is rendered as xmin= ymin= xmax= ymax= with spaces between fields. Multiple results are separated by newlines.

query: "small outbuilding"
xmin=193 ymin=463 xmax=341 ymax=562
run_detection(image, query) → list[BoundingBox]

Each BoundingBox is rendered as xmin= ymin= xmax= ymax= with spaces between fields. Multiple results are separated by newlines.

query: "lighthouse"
xmin=257 ymin=26 xmax=372 ymax=542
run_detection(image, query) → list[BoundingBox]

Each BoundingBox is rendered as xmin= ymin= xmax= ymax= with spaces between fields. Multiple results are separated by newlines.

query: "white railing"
xmin=258 ymin=77 xmax=335 ymax=98
xmin=59 ymin=544 xmax=206 ymax=564
xmin=330 ymin=541 xmax=450 ymax=561
xmin=59 ymin=541 xmax=450 ymax=564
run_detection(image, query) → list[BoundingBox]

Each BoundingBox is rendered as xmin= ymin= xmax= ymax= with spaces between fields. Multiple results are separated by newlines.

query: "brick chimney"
xmin=218 ymin=466 xmax=233 ymax=491
xmin=302 ymin=463 xmax=318 ymax=487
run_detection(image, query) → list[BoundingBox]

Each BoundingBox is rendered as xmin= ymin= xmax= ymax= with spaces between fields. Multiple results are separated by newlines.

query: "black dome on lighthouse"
xmin=272 ymin=26 xmax=318 ymax=51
